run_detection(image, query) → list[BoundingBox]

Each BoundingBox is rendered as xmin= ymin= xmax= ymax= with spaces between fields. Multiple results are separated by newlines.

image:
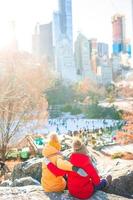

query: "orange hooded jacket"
xmin=41 ymin=143 xmax=73 ymax=192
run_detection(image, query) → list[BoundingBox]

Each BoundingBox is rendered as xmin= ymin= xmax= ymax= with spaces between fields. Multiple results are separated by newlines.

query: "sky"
xmin=0 ymin=0 xmax=132 ymax=53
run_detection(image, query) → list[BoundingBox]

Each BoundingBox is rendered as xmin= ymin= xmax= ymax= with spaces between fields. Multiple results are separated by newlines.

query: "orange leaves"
xmin=116 ymin=131 xmax=133 ymax=144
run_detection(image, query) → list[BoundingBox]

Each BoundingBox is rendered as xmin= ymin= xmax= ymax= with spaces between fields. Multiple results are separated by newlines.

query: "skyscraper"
xmin=97 ymin=43 xmax=109 ymax=57
xmin=32 ymin=23 xmax=40 ymax=56
xmin=55 ymin=38 xmax=76 ymax=81
xmin=74 ymin=33 xmax=91 ymax=77
xmin=52 ymin=12 xmax=60 ymax=47
xmin=111 ymin=13 xmax=131 ymax=73
xmin=112 ymin=14 xmax=125 ymax=43
xmin=39 ymin=23 xmax=53 ymax=62
xmin=89 ymin=39 xmax=97 ymax=74
xmin=112 ymin=14 xmax=125 ymax=54
xmin=32 ymin=22 xmax=54 ymax=63
xmin=58 ymin=0 xmax=73 ymax=45
xmin=52 ymin=0 xmax=76 ymax=82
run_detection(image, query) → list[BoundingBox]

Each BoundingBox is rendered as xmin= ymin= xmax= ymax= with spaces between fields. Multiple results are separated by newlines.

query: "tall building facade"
xmin=97 ymin=42 xmax=109 ymax=67
xmin=52 ymin=0 xmax=76 ymax=82
xmin=110 ymin=55 xmax=121 ymax=78
xmin=32 ymin=23 xmax=40 ymax=56
xmin=55 ymin=38 xmax=76 ymax=81
xmin=112 ymin=14 xmax=125 ymax=43
xmin=97 ymin=65 xmax=113 ymax=85
xmin=58 ymin=0 xmax=73 ymax=44
xmin=32 ymin=23 xmax=54 ymax=64
xmin=52 ymin=12 xmax=60 ymax=47
xmin=97 ymin=43 xmax=109 ymax=57
xmin=112 ymin=14 xmax=125 ymax=54
xmin=74 ymin=33 xmax=91 ymax=77
xmin=39 ymin=23 xmax=53 ymax=62
xmin=32 ymin=0 xmax=76 ymax=82
xmin=74 ymin=33 xmax=112 ymax=85
xmin=89 ymin=39 xmax=98 ymax=74
xmin=111 ymin=14 xmax=131 ymax=77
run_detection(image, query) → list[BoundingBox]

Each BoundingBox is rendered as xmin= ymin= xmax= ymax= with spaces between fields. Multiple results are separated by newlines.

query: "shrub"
xmin=61 ymin=104 xmax=73 ymax=112
xmin=111 ymin=152 xmax=123 ymax=159
xmin=71 ymin=107 xmax=82 ymax=115
xmin=85 ymin=104 xmax=122 ymax=119
xmin=61 ymin=105 xmax=82 ymax=115
xmin=6 ymin=149 xmax=19 ymax=160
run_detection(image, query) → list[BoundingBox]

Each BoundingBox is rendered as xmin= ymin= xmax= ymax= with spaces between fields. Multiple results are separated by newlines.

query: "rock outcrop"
xmin=1 ymin=145 xmax=133 ymax=199
xmin=11 ymin=158 xmax=43 ymax=182
xmin=0 ymin=185 xmax=130 ymax=200
xmin=108 ymin=171 xmax=133 ymax=198
xmin=8 ymin=154 xmax=133 ymax=199
xmin=96 ymin=159 xmax=133 ymax=198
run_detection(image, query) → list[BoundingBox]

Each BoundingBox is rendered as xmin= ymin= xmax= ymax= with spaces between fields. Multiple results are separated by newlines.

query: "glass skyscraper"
xmin=58 ymin=0 xmax=73 ymax=45
xmin=52 ymin=0 xmax=76 ymax=82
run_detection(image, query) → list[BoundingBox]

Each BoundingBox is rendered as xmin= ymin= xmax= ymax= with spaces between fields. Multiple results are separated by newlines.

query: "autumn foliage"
xmin=116 ymin=112 xmax=133 ymax=144
xmin=0 ymin=51 xmax=53 ymax=160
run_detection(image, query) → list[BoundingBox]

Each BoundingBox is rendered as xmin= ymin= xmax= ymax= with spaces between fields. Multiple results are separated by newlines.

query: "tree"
xmin=46 ymin=80 xmax=76 ymax=105
xmin=85 ymin=104 xmax=122 ymax=119
xmin=74 ymin=78 xmax=106 ymax=103
xmin=106 ymin=84 xmax=118 ymax=104
xmin=0 ymin=51 xmax=52 ymax=160
xmin=118 ymin=85 xmax=133 ymax=98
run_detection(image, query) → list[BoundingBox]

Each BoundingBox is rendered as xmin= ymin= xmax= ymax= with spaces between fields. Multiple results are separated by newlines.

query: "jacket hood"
xmin=70 ymin=153 xmax=91 ymax=168
xmin=42 ymin=143 xmax=60 ymax=157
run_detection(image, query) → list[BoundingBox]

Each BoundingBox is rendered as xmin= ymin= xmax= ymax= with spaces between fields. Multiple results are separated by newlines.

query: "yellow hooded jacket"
xmin=41 ymin=143 xmax=73 ymax=192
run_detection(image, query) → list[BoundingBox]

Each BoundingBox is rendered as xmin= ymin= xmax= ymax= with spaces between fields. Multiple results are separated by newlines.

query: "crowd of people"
xmin=43 ymin=118 xmax=124 ymax=135
xmin=41 ymin=132 xmax=112 ymax=199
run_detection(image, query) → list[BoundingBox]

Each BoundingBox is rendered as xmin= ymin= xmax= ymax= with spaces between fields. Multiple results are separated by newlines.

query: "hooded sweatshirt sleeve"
xmin=56 ymin=157 xmax=73 ymax=171
xmin=47 ymin=163 xmax=67 ymax=176
xmin=85 ymin=163 xmax=100 ymax=186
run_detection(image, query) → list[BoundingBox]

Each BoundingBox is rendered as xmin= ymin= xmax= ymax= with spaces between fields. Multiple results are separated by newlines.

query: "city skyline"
xmin=0 ymin=0 xmax=131 ymax=54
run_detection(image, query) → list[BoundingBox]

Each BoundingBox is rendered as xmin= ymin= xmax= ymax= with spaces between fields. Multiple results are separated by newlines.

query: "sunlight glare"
xmin=0 ymin=21 xmax=14 ymax=49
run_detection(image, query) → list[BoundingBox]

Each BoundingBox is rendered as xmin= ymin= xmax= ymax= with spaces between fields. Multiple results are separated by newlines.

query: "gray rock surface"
xmin=11 ymin=177 xmax=40 ymax=187
xmin=0 ymin=180 xmax=12 ymax=187
xmin=97 ymin=159 xmax=133 ymax=198
xmin=0 ymin=185 xmax=130 ymax=200
xmin=11 ymin=158 xmax=43 ymax=182
xmin=0 ymin=177 xmax=40 ymax=187
xmin=107 ymin=171 xmax=133 ymax=198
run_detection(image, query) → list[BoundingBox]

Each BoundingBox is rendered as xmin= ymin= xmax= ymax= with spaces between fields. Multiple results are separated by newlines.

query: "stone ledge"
xmin=0 ymin=185 xmax=130 ymax=200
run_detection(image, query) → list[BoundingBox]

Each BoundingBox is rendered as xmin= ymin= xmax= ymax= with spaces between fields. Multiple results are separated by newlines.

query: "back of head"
xmin=73 ymin=131 xmax=79 ymax=137
xmin=48 ymin=132 xmax=61 ymax=151
xmin=73 ymin=138 xmax=88 ymax=155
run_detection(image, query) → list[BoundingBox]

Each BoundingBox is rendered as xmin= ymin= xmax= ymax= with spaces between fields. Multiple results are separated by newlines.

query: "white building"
xmin=55 ymin=38 xmax=77 ymax=82
xmin=74 ymin=33 xmax=91 ymax=78
xmin=97 ymin=65 xmax=113 ymax=85
xmin=111 ymin=54 xmax=121 ymax=75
